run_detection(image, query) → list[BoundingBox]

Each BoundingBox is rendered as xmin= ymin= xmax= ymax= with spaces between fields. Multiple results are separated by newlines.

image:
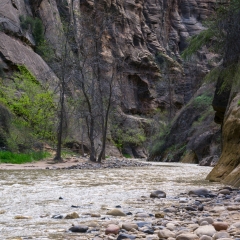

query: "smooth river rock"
xmin=194 ymin=225 xmax=216 ymax=237
xmin=212 ymin=231 xmax=230 ymax=240
xmin=122 ymin=222 xmax=138 ymax=231
xmin=176 ymin=233 xmax=199 ymax=240
xmin=117 ymin=233 xmax=136 ymax=240
xmin=65 ymin=212 xmax=79 ymax=219
xmin=198 ymin=217 xmax=213 ymax=225
xmin=150 ymin=190 xmax=166 ymax=198
xmin=69 ymin=225 xmax=88 ymax=233
xmin=212 ymin=222 xmax=228 ymax=231
xmin=106 ymin=208 xmax=126 ymax=216
xmin=188 ymin=188 xmax=210 ymax=197
xmin=105 ymin=224 xmax=120 ymax=235
xmin=158 ymin=228 xmax=175 ymax=238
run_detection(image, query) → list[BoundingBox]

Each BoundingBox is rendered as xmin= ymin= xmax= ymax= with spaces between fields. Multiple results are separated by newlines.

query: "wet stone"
xmin=158 ymin=228 xmax=175 ymax=238
xmin=135 ymin=212 xmax=149 ymax=218
xmin=212 ymin=231 xmax=230 ymax=240
xmin=201 ymin=221 xmax=210 ymax=226
xmin=14 ymin=215 xmax=32 ymax=219
xmin=199 ymin=235 xmax=212 ymax=240
xmin=136 ymin=222 xmax=152 ymax=228
xmin=91 ymin=213 xmax=101 ymax=217
xmin=69 ymin=225 xmax=89 ymax=233
xmin=176 ymin=233 xmax=199 ymax=240
xmin=155 ymin=212 xmax=164 ymax=218
xmin=150 ymin=190 xmax=166 ymax=198
xmin=106 ymin=208 xmax=126 ymax=216
xmin=185 ymin=206 xmax=197 ymax=211
xmin=65 ymin=212 xmax=79 ymax=219
xmin=122 ymin=222 xmax=138 ymax=231
xmin=199 ymin=217 xmax=214 ymax=225
xmin=51 ymin=214 xmax=63 ymax=219
xmin=117 ymin=233 xmax=136 ymax=240
xmin=188 ymin=188 xmax=210 ymax=197
xmin=218 ymin=189 xmax=231 ymax=195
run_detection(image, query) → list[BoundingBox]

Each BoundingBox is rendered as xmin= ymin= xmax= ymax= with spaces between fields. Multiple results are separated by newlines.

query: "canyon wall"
xmin=0 ymin=0 xmax=218 ymax=156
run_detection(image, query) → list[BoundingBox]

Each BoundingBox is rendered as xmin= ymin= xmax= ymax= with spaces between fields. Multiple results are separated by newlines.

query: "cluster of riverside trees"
xmin=49 ymin=3 xmax=125 ymax=162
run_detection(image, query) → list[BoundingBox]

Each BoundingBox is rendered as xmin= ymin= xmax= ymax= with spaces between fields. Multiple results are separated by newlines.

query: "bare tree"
xmin=71 ymin=3 xmax=121 ymax=162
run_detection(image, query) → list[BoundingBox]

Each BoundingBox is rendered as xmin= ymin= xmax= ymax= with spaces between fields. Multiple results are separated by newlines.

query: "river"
xmin=0 ymin=162 xmax=223 ymax=239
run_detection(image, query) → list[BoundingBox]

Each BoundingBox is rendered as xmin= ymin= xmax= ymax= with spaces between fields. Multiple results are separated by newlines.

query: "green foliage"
xmin=192 ymin=93 xmax=213 ymax=109
xmin=0 ymin=65 xmax=56 ymax=141
xmin=192 ymin=107 xmax=214 ymax=128
xmin=20 ymin=16 xmax=44 ymax=45
xmin=205 ymin=62 xmax=240 ymax=92
xmin=238 ymin=100 xmax=240 ymax=106
xmin=165 ymin=144 xmax=187 ymax=161
xmin=149 ymin=122 xmax=170 ymax=156
xmin=19 ymin=16 xmax=54 ymax=59
xmin=32 ymin=18 xmax=44 ymax=45
xmin=0 ymin=150 xmax=50 ymax=164
xmin=182 ymin=1 xmax=240 ymax=59
xmin=181 ymin=29 xmax=215 ymax=60
xmin=123 ymin=153 xmax=132 ymax=158
xmin=182 ymin=1 xmax=240 ymax=90
xmin=112 ymin=126 xmax=146 ymax=151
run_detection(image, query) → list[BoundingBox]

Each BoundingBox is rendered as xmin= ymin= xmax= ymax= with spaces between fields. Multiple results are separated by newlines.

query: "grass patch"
xmin=0 ymin=151 xmax=50 ymax=164
xmin=238 ymin=100 xmax=240 ymax=106
xmin=123 ymin=153 xmax=132 ymax=158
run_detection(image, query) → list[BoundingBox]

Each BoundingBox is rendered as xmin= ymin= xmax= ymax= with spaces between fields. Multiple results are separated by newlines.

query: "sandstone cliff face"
xmin=0 ymin=0 xmax=219 ymax=157
xmin=207 ymin=92 xmax=240 ymax=187
xmin=148 ymin=83 xmax=221 ymax=165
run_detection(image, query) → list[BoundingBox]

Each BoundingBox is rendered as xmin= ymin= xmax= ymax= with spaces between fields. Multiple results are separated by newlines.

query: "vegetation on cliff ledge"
xmin=0 ymin=65 xmax=56 ymax=153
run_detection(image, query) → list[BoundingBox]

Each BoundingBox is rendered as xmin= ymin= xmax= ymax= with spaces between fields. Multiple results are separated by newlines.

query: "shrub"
xmin=19 ymin=16 xmax=53 ymax=58
xmin=111 ymin=126 xmax=146 ymax=152
xmin=192 ymin=93 xmax=213 ymax=109
xmin=0 ymin=65 xmax=56 ymax=141
xmin=20 ymin=16 xmax=44 ymax=45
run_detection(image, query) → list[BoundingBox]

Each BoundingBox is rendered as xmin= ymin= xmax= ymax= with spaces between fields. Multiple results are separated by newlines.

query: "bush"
xmin=19 ymin=16 xmax=53 ymax=58
xmin=111 ymin=126 xmax=146 ymax=151
xmin=192 ymin=93 xmax=213 ymax=109
xmin=20 ymin=16 xmax=44 ymax=45
xmin=0 ymin=65 xmax=56 ymax=141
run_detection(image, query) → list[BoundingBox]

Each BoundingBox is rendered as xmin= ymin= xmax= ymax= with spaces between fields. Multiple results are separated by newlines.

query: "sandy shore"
xmin=0 ymin=157 xmax=84 ymax=170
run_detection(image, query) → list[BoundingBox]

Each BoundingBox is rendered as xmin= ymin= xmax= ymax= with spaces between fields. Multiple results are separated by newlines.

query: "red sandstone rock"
xmin=212 ymin=222 xmax=229 ymax=231
xmin=105 ymin=224 xmax=120 ymax=235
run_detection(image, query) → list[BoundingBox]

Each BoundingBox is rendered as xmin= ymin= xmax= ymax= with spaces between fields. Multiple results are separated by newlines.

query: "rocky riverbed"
xmin=67 ymin=186 xmax=240 ymax=240
xmin=51 ymin=157 xmax=152 ymax=170
xmin=0 ymin=163 xmax=239 ymax=240
xmin=0 ymin=157 xmax=151 ymax=170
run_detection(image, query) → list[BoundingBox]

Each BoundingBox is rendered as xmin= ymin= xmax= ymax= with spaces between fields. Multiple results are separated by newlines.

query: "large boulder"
xmin=206 ymin=92 xmax=240 ymax=187
xmin=0 ymin=32 xmax=57 ymax=84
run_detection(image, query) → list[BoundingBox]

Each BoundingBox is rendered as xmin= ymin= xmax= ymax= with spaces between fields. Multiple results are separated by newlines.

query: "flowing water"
xmin=0 ymin=162 xmax=223 ymax=239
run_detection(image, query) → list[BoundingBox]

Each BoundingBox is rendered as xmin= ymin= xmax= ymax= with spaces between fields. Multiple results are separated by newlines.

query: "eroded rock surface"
xmin=0 ymin=0 xmax=221 ymax=160
xmin=207 ymin=92 xmax=240 ymax=187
